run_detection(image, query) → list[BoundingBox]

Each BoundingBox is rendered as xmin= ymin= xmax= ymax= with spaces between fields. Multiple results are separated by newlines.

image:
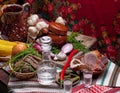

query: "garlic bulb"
xmin=27 ymin=18 xmax=35 ymax=26
xmin=55 ymin=16 xmax=66 ymax=25
xmin=30 ymin=14 xmax=39 ymax=21
xmin=28 ymin=26 xmax=39 ymax=36
xmin=36 ymin=21 xmax=49 ymax=31
xmin=27 ymin=14 xmax=39 ymax=26
xmin=56 ymin=51 xmax=67 ymax=61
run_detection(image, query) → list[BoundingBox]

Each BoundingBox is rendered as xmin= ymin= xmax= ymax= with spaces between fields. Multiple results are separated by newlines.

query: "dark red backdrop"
xmin=68 ymin=0 xmax=120 ymax=38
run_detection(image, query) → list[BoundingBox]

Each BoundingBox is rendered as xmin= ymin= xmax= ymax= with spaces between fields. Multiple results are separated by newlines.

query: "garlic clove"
xmin=36 ymin=21 xmax=49 ymax=31
xmin=53 ymin=55 xmax=59 ymax=61
xmin=56 ymin=51 xmax=67 ymax=61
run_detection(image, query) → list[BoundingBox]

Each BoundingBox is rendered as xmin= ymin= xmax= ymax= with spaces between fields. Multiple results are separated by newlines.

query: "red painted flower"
xmin=72 ymin=24 xmax=80 ymax=32
xmin=106 ymin=45 xmax=117 ymax=59
xmin=78 ymin=20 xmax=85 ymax=27
xmin=47 ymin=3 xmax=54 ymax=13
xmin=104 ymin=37 xmax=112 ymax=45
xmin=70 ymin=13 xmax=76 ymax=20
xmin=59 ymin=6 xmax=67 ymax=18
xmin=67 ymin=6 xmax=73 ymax=14
xmin=77 ymin=3 xmax=82 ymax=9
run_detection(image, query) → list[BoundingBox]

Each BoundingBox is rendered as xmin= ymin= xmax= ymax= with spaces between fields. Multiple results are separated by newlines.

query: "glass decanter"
xmin=37 ymin=36 xmax=57 ymax=85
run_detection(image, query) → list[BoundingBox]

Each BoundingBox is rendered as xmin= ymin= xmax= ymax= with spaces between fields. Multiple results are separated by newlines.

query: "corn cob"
xmin=0 ymin=39 xmax=18 ymax=56
xmin=0 ymin=39 xmax=17 ymax=46
xmin=0 ymin=44 xmax=13 ymax=56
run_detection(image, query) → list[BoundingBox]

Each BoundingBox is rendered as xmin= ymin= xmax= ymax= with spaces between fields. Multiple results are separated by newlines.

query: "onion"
xmin=61 ymin=43 xmax=73 ymax=54
xmin=33 ymin=43 xmax=41 ymax=53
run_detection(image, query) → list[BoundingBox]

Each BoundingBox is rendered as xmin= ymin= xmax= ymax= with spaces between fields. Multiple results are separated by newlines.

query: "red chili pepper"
xmin=60 ymin=49 xmax=78 ymax=87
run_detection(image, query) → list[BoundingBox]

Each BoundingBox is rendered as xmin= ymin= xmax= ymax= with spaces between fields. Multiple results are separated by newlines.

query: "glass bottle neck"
xmin=42 ymin=51 xmax=51 ymax=62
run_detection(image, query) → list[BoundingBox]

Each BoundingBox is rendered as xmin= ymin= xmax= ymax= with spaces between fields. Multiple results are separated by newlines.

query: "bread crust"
xmin=48 ymin=34 xmax=67 ymax=47
xmin=49 ymin=22 xmax=68 ymax=35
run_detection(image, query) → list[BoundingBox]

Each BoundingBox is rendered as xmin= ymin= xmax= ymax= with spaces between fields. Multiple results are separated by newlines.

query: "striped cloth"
xmin=94 ymin=61 xmax=120 ymax=87
xmin=8 ymin=77 xmax=63 ymax=93
xmin=8 ymin=61 xmax=120 ymax=93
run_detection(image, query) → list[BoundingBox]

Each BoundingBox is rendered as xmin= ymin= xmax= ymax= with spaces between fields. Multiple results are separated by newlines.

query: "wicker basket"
xmin=13 ymin=70 xmax=36 ymax=80
xmin=9 ymin=54 xmax=41 ymax=80
xmin=9 ymin=62 xmax=37 ymax=80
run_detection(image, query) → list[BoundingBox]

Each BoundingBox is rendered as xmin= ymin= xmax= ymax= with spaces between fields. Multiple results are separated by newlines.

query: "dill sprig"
xmin=67 ymin=32 xmax=89 ymax=53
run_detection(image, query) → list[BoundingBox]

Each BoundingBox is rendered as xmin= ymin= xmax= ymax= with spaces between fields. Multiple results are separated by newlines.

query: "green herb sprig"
xmin=67 ymin=32 xmax=89 ymax=53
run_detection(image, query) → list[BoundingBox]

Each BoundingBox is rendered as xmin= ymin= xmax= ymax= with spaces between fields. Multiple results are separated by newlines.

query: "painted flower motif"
xmin=104 ymin=37 xmax=112 ymax=45
xmin=77 ymin=3 xmax=82 ymax=9
xmin=72 ymin=24 xmax=80 ymax=32
xmin=67 ymin=6 xmax=73 ymax=14
xmin=70 ymin=13 xmax=76 ymax=20
xmin=106 ymin=45 xmax=117 ymax=59
xmin=59 ymin=6 xmax=67 ymax=18
xmin=47 ymin=3 xmax=54 ymax=13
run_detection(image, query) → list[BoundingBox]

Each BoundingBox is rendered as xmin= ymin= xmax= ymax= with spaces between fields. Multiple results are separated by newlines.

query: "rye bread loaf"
xmin=49 ymin=22 xmax=68 ymax=35
xmin=48 ymin=22 xmax=68 ymax=47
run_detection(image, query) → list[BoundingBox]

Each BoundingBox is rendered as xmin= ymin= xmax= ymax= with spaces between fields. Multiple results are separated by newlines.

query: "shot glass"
xmin=82 ymin=69 xmax=93 ymax=88
xmin=63 ymin=79 xmax=72 ymax=93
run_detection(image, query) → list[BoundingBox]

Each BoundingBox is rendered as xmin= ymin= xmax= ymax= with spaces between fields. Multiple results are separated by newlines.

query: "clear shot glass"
xmin=63 ymin=79 xmax=72 ymax=93
xmin=82 ymin=69 xmax=93 ymax=88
